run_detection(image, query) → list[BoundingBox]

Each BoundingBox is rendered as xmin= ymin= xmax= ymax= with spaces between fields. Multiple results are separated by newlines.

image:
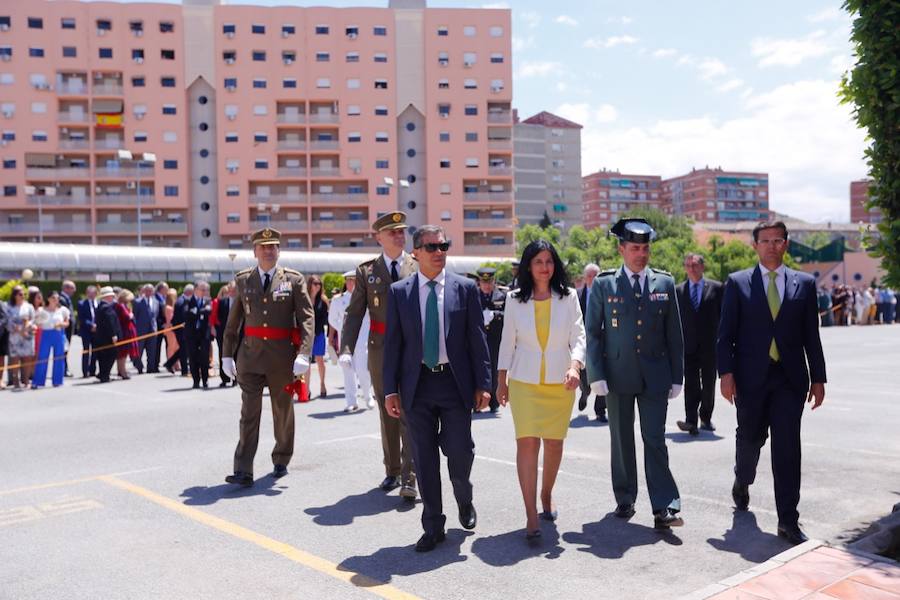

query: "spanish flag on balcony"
xmin=95 ymin=113 xmax=123 ymax=128
xmin=93 ymin=99 xmax=124 ymax=129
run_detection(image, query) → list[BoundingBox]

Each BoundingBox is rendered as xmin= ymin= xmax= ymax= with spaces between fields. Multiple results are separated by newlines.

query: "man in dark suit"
xmin=578 ymin=263 xmax=607 ymax=422
xmin=185 ymin=281 xmax=213 ymax=388
xmin=676 ymin=254 xmax=723 ymax=436
xmin=170 ymin=284 xmax=193 ymax=376
xmin=383 ymin=224 xmax=492 ymax=552
xmin=94 ymin=287 xmax=122 ymax=383
xmin=475 ymin=267 xmax=506 ymax=414
xmin=132 ymin=284 xmax=160 ymax=374
xmin=77 ymin=285 xmax=99 ymax=378
xmin=60 ymin=280 xmax=76 ymax=377
xmin=153 ymin=282 xmax=169 ymax=371
xmin=717 ymin=221 xmax=827 ymax=545
xmin=214 ymin=282 xmax=235 ymax=387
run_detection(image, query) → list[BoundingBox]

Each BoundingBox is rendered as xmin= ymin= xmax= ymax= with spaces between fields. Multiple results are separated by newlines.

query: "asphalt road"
xmin=1 ymin=325 xmax=898 ymax=600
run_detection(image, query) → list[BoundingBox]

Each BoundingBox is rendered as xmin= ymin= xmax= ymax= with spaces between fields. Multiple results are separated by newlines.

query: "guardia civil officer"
xmin=476 ymin=267 xmax=507 ymax=413
xmin=340 ymin=212 xmax=418 ymax=501
xmin=221 ymin=227 xmax=314 ymax=486
xmin=585 ymin=218 xmax=685 ymax=530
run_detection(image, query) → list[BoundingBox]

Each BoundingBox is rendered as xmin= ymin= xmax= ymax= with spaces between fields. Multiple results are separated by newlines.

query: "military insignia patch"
xmin=650 ymin=292 xmax=669 ymax=301
xmin=392 ymin=213 xmax=402 ymax=223
xmin=368 ymin=275 xmax=375 ymax=284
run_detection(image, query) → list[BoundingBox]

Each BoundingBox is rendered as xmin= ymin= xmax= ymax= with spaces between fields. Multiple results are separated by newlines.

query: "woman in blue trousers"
xmin=32 ymin=291 xmax=71 ymax=388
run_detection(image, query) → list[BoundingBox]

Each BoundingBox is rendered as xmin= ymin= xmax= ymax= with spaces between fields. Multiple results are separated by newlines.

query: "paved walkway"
xmin=686 ymin=541 xmax=900 ymax=599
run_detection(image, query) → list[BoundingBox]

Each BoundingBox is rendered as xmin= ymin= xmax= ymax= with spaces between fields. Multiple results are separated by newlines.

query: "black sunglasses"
xmin=417 ymin=241 xmax=451 ymax=253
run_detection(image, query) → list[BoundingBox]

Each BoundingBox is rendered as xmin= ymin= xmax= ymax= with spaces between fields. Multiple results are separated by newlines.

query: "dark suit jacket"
xmin=184 ymin=296 xmax=212 ymax=342
xmin=133 ymin=296 xmax=159 ymax=335
xmin=154 ymin=292 xmax=167 ymax=330
xmin=173 ymin=294 xmax=190 ymax=328
xmin=60 ymin=291 xmax=75 ymax=338
xmin=77 ymin=298 xmax=97 ymax=338
xmin=677 ymin=278 xmax=722 ymax=356
xmin=383 ymin=271 xmax=492 ymax=410
xmin=94 ymin=300 xmax=122 ymax=346
xmin=717 ymin=265 xmax=826 ymax=395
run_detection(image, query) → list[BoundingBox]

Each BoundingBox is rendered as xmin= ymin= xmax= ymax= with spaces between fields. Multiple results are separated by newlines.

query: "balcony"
xmin=311 ymin=219 xmax=369 ymax=231
xmin=308 ymin=113 xmax=339 ymax=124
xmin=488 ymin=139 xmax=513 ymax=150
xmin=250 ymin=219 xmax=309 ymax=232
xmin=56 ymin=82 xmax=88 ymax=95
xmin=94 ymin=194 xmax=157 ymax=206
xmin=0 ymin=222 xmax=92 ymax=234
xmin=463 ymin=218 xmax=514 ymax=230
xmin=94 ymin=167 xmax=150 ymax=178
xmin=276 ymin=113 xmax=307 ymax=124
xmin=308 ymin=140 xmax=340 ymax=151
xmin=310 ymin=193 xmax=369 ymax=205
xmin=57 ymin=111 xmax=90 ymax=123
xmin=464 ymin=191 xmax=513 ymax=203
xmin=26 ymin=196 xmax=91 ymax=207
xmin=465 ymin=243 xmax=515 ymax=256
xmin=92 ymin=83 xmax=124 ymax=96
xmin=276 ymin=140 xmax=307 ymax=151
xmin=58 ymin=140 xmax=91 ymax=150
xmin=95 ymin=221 xmax=188 ymax=234
xmin=487 ymin=111 xmax=512 ymax=124
xmin=310 ymin=167 xmax=340 ymax=177
xmin=277 ymin=167 xmax=307 ymax=178
xmin=25 ymin=167 xmax=91 ymax=179
xmin=94 ymin=139 xmax=125 ymax=150
xmin=488 ymin=165 xmax=512 ymax=176
xmin=248 ymin=193 xmax=307 ymax=204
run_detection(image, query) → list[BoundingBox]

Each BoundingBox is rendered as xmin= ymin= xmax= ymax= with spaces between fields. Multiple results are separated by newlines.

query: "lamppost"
xmin=117 ymin=149 xmax=156 ymax=246
xmin=23 ymin=184 xmax=56 ymax=242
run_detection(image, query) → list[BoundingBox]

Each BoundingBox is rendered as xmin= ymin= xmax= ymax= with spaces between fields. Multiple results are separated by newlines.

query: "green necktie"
xmin=424 ymin=280 xmax=439 ymax=368
xmin=767 ymin=271 xmax=781 ymax=361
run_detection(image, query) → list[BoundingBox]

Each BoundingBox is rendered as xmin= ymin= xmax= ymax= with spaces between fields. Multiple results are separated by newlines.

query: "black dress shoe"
xmin=458 ymin=503 xmax=477 ymax=530
xmin=166 ymin=365 xmax=176 ymax=374
xmin=732 ymin=479 xmax=750 ymax=511
xmin=219 ymin=381 xmax=229 ymax=388
xmin=777 ymin=523 xmax=809 ymax=545
xmin=596 ymin=412 xmax=608 ymax=423
xmin=653 ymin=508 xmax=684 ymax=530
xmin=578 ymin=394 xmax=588 ymax=411
xmin=202 ymin=382 xmax=209 ymax=389
xmin=414 ymin=530 xmax=446 ymax=552
xmin=700 ymin=420 xmax=716 ymax=431
xmin=273 ymin=464 xmax=288 ymax=478
xmin=379 ymin=476 xmax=401 ymax=492
xmin=192 ymin=382 xmax=200 ymax=389
xmin=677 ymin=420 xmax=699 ymax=436
xmin=614 ymin=503 xmax=636 ymax=519
xmin=225 ymin=472 xmax=254 ymax=487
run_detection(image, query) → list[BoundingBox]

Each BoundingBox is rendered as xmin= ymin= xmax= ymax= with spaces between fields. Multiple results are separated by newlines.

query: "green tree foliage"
xmin=0 ymin=279 xmax=23 ymax=303
xmin=321 ymin=272 xmax=345 ymax=298
xmin=841 ymin=0 xmax=900 ymax=285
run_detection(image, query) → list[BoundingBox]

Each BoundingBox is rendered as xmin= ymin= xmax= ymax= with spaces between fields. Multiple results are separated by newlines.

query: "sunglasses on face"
xmin=417 ymin=241 xmax=451 ymax=253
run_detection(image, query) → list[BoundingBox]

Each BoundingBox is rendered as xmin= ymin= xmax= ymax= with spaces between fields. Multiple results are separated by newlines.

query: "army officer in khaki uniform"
xmin=222 ymin=227 xmax=315 ymax=487
xmin=340 ymin=212 xmax=418 ymax=501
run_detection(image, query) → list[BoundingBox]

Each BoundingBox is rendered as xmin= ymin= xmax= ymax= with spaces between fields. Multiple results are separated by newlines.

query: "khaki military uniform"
xmin=341 ymin=253 xmax=418 ymax=484
xmin=223 ymin=265 xmax=314 ymax=475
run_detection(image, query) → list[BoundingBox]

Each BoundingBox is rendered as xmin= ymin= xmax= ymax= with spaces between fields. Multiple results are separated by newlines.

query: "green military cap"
xmin=372 ymin=211 xmax=408 ymax=232
xmin=250 ymin=227 xmax=281 ymax=245
xmin=609 ymin=218 xmax=657 ymax=243
xmin=476 ymin=267 xmax=497 ymax=282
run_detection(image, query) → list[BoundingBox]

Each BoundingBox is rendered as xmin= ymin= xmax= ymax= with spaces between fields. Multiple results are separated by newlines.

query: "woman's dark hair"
xmin=515 ymin=239 xmax=571 ymax=303
xmin=307 ymin=275 xmax=326 ymax=305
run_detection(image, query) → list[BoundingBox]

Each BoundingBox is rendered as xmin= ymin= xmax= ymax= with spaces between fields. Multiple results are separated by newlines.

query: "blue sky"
xmin=127 ymin=0 xmax=866 ymax=222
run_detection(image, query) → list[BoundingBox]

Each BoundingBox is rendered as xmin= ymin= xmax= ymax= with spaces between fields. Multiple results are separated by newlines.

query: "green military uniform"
xmin=223 ymin=228 xmax=314 ymax=477
xmin=476 ymin=268 xmax=507 ymax=412
xmin=340 ymin=212 xmax=417 ymax=488
xmin=585 ymin=219 xmax=684 ymax=518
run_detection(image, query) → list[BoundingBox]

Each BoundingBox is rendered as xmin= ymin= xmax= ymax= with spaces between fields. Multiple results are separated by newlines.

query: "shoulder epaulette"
xmin=599 ymin=268 xmax=617 ymax=276
xmin=651 ymin=268 xmax=672 ymax=276
xmin=235 ymin=267 xmax=253 ymax=277
xmin=359 ymin=257 xmax=377 ymax=268
xmin=283 ymin=267 xmax=301 ymax=276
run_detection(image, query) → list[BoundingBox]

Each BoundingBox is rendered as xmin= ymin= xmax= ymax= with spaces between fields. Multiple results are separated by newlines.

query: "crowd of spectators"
xmin=817 ymin=283 xmax=897 ymax=326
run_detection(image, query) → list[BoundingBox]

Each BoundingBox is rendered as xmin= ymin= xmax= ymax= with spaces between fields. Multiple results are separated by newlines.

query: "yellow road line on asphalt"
xmin=0 ymin=467 xmax=164 ymax=498
xmin=97 ymin=475 xmax=420 ymax=600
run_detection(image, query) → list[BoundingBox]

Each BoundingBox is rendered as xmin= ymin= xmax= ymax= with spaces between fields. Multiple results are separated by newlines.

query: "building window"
xmin=252 ymin=50 xmax=266 ymax=61
xmin=135 ymin=131 xmax=149 ymax=143
xmin=3 ymin=185 xmax=16 ymax=196
xmin=315 ymin=25 xmax=329 ymax=35
xmin=282 ymin=24 xmax=295 ymax=36
xmin=61 ymin=18 xmax=76 ymax=30
xmin=438 ymin=104 xmax=450 ymax=117
xmin=440 ymin=158 xmax=450 ymax=168
xmin=346 ymin=105 xmax=361 ymax=116
xmin=1 ymin=131 xmax=16 ymax=141
xmin=438 ymin=79 xmax=449 ymax=89
xmin=465 ymin=157 xmax=479 ymax=168
xmin=464 ymin=79 xmax=477 ymax=89
xmin=375 ymin=132 xmax=388 ymax=142
xmin=438 ymin=52 xmax=449 ymax=66
xmin=439 ymin=132 xmax=450 ymax=142
xmin=28 ymin=17 xmax=44 ymax=29
xmin=374 ymin=105 xmax=388 ymax=116
xmin=316 ymin=78 xmax=330 ymax=89
xmin=441 ymin=210 xmax=452 ymax=220
xmin=345 ymin=52 xmax=359 ymax=63
xmin=253 ymin=132 xmax=267 ymax=142
xmin=373 ymin=25 xmax=387 ymax=36
xmin=253 ymin=104 xmax=268 ymax=115
xmin=163 ymin=186 xmax=178 ymax=197
xmin=254 ymin=159 xmax=268 ymax=169
xmin=224 ymin=77 xmax=237 ymax=89
xmin=161 ymin=49 xmax=175 ymax=60
xmin=160 ymin=21 xmax=174 ymax=33
xmin=163 ymin=159 xmax=177 ymax=169
xmin=490 ymin=26 xmax=503 ymax=37
xmin=162 ymin=104 xmax=177 ymax=115
xmin=282 ymin=78 xmax=297 ymax=89
xmin=161 ymin=77 xmax=176 ymax=87
xmin=348 ymin=132 xmax=361 ymax=143
xmin=440 ymin=183 xmax=451 ymax=194
xmin=375 ymin=159 xmax=389 ymax=169
xmin=253 ymin=78 xmax=267 ymax=89
xmin=226 ymin=188 xmax=239 ymax=198
xmin=99 ymin=48 xmax=113 ymax=59
xmin=225 ymin=133 xmax=238 ymax=143
xmin=374 ymin=52 xmax=388 ymax=63
xmin=62 ymin=46 xmax=77 ymax=58
xmin=490 ymin=53 xmax=504 ymax=64
xmin=437 ymin=26 xmax=448 ymax=36
xmin=464 ymin=105 xmax=478 ymax=116
xmin=465 ymin=132 xmax=478 ymax=142
xmin=29 ymin=47 xmax=45 ymax=58
xmin=96 ymin=19 xmax=112 ymax=32
xmin=345 ymin=26 xmax=359 ymax=38
xmin=223 ymin=50 xmax=236 ymax=63
xmin=347 ymin=78 xmax=360 ymax=89
xmin=132 ymin=49 xmax=144 ymax=61
xmin=316 ymin=52 xmax=329 ymax=62
xmin=491 ymin=79 xmax=505 ymax=92
xmin=463 ymin=25 xmax=476 ymax=37
xmin=2 ymin=159 xmax=15 ymax=168
xmin=251 ymin=24 xmax=265 ymax=34
xmin=163 ymin=131 xmax=177 ymax=142
xmin=463 ymin=52 xmax=477 ymax=66
xmin=132 ymin=76 xmax=145 ymax=87
xmin=375 ymin=186 xmax=389 ymax=196
xmin=32 ymin=130 xmax=48 ymax=142
xmin=222 ymin=23 xmax=235 ymax=35
xmin=282 ymin=51 xmax=296 ymax=64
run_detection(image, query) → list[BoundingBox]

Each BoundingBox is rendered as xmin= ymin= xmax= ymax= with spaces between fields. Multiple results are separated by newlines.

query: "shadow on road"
xmin=471 ymin=521 xmax=564 ymax=565
xmin=472 ymin=411 xmax=502 ymax=421
xmin=179 ymin=474 xmax=285 ymax=505
xmin=305 ymin=488 xmax=416 ymax=525
xmin=570 ymin=414 xmax=607 ymax=429
xmin=706 ymin=510 xmax=788 ymax=562
xmin=665 ymin=432 xmax=725 ymax=443
xmin=562 ymin=513 xmax=683 ymax=558
xmin=306 ymin=408 xmax=368 ymax=420
xmin=337 ymin=529 xmax=474 ymax=584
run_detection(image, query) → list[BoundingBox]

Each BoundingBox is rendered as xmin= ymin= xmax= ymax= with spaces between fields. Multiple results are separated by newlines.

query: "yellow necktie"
xmin=767 ymin=271 xmax=780 ymax=361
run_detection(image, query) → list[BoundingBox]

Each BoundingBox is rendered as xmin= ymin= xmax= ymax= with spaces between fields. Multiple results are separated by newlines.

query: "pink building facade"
xmin=849 ymin=179 xmax=881 ymax=224
xmin=0 ymin=0 xmax=513 ymax=254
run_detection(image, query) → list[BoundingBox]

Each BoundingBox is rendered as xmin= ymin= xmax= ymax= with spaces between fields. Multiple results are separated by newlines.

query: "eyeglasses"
xmin=311 ymin=282 xmax=321 ymax=286
xmin=756 ymin=238 xmax=786 ymax=246
xmin=417 ymin=241 xmax=451 ymax=253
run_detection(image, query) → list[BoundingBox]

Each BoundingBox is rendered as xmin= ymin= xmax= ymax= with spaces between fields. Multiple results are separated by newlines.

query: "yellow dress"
xmin=509 ymin=299 xmax=576 ymax=439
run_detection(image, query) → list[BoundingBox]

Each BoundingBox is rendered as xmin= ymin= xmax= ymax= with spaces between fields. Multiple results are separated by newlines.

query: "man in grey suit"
xmin=383 ymin=225 xmax=492 ymax=552
xmin=585 ymin=218 xmax=685 ymax=530
xmin=132 ymin=284 xmax=160 ymax=374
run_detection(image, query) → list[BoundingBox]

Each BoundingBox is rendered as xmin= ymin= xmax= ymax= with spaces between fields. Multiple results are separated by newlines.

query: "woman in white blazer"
xmin=496 ymin=240 xmax=586 ymax=540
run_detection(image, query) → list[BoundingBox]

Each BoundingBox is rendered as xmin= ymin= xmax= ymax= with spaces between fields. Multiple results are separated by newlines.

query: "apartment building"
xmin=661 ymin=167 xmax=771 ymax=223
xmin=581 ymin=169 xmax=662 ymax=230
xmin=513 ymin=110 xmax=582 ymax=233
xmin=0 ymin=0 xmax=513 ymax=254
xmin=850 ymin=179 xmax=881 ymax=224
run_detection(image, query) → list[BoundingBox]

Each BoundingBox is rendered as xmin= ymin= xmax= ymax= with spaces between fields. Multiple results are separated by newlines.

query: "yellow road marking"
xmin=97 ymin=475 xmax=420 ymax=600
xmin=0 ymin=467 xmax=163 ymax=498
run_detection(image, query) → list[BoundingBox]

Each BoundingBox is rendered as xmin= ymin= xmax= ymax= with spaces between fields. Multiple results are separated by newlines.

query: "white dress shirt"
xmin=382 ymin=251 xmax=406 ymax=279
xmin=418 ymin=270 xmax=448 ymax=365
xmin=758 ymin=263 xmax=786 ymax=302
xmin=257 ymin=266 xmax=277 ymax=288
xmin=622 ymin=265 xmax=649 ymax=294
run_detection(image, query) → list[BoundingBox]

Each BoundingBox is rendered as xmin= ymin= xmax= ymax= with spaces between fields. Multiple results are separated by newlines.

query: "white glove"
xmin=222 ymin=357 xmax=237 ymax=380
xmin=590 ymin=380 xmax=609 ymax=396
xmin=293 ymin=354 xmax=310 ymax=376
xmin=482 ymin=309 xmax=494 ymax=327
xmin=668 ymin=384 xmax=683 ymax=399
xmin=338 ymin=353 xmax=353 ymax=367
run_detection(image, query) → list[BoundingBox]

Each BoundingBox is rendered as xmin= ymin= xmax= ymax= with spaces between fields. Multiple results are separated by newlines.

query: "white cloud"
xmin=512 ymin=36 xmax=535 ymax=52
xmin=752 ymin=30 xmax=832 ymax=67
xmin=716 ymin=78 xmax=744 ymax=93
xmin=697 ymin=58 xmax=729 ymax=80
xmin=808 ymin=7 xmax=843 ymax=23
xmin=594 ymin=104 xmax=618 ymax=123
xmin=579 ymin=80 xmax=867 ymax=222
xmin=555 ymin=15 xmax=578 ymax=26
xmin=516 ymin=60 xmax=563 ymax=78
xmin=830 ymin=54 xmax=854 ymax=75
xmin=481 ymin=2 xmax=510 ymax=8
xmin=605 ymin=16 xmax=633 ymax=25
xmin=519 ymin=10 xmax=541 ymax=29
xmin=555 ymin=102 xmax=618 ymax=127
xmin=583 ymin=35 xmax=639 ymax=49
xmin=653 ymin=48 xmax=678 ymax=59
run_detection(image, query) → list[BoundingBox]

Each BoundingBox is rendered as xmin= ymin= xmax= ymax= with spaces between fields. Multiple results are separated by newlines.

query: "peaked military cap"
xmin=476 ymin=267 xmax=497 ymax=281
xmin=609 ymin=218 xmax=657 ymax=243
xmin=372 ymin=211 xmax=408 ymax=232
xmin=251 ymin=227 xmax=281 ymax=245
xmin=342 ymin=270 xmax=356 ymax=278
